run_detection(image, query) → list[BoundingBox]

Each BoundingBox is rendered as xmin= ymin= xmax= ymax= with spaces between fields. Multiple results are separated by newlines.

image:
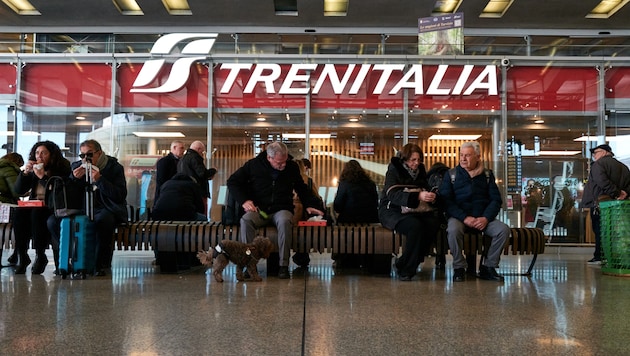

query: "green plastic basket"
xmin=599 ymin=200 xmax=630 ymax=276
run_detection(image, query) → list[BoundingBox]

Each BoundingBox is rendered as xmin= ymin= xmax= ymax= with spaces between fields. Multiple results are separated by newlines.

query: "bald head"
xmin=190 ymin=141 xmax=206 ymax=156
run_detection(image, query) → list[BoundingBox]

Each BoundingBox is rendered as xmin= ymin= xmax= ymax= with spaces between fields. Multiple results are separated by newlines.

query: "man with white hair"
xmin=439 ymin=141 xmax=510 ymax=282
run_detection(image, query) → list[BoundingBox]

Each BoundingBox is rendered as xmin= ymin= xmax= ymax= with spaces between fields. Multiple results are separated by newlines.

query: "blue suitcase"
xmin=58 ymin=215 xmax=96 ymax=279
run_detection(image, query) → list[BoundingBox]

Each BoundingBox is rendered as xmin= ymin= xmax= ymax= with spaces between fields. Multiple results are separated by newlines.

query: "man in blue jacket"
xmin=439 ymin=141 xmax=509 ymax=282
xmin=227 ymin=141 xmax=324 ymax=279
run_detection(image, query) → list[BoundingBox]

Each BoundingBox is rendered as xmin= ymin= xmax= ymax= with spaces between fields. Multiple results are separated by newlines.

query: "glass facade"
xmin=2 ymin=34 xmax=630 ymax=245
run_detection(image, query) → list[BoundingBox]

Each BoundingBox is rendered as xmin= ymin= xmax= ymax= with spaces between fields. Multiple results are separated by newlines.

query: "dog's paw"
xmin=251 ymin=276 xmax=262 ymax=282
xmin=213 ymin=272 xmax=224 ymax=283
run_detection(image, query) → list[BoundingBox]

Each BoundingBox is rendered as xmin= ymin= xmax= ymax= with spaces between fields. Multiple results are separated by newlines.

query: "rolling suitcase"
xmin=59 ymin=215 xmax=96 ymax=278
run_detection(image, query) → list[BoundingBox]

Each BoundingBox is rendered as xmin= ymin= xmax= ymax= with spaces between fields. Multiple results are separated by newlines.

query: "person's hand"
xmin=306 ymin=207 xmax=324 ymax=216
xmin=242 ymin=200 xmax=257 ymax=213
xmin=463 ymin=216 xmax=476 ymax=228
xmin=473 ymin=217 xmax=489 ymax=231
xmin=619 ymin=190 xmax=628 ymax=200
xmin=22 ymin=160 xmax=35 ymax=174
xmin=420 ymin=190 xmax=436 ymax=203
xmin=73 ymin=165 xmax=86 ymax=179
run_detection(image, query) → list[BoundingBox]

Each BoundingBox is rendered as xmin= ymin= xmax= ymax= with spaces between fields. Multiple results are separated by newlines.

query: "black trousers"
xmin=395 ymin=213 xmax=439 ymax=277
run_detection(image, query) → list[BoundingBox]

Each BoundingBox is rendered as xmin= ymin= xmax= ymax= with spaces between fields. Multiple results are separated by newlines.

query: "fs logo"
xmin=130 ymin=33 xmax=218 ymax=94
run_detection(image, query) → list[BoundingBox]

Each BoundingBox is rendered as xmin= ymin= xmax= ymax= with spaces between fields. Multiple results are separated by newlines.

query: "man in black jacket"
xmin=154 ymin=140 xmax=185 ymax=202
xmin=227 ymin=141 xmax=324 ymax=279
xmin=582 ymin=144 xmax=630 ymax=264
xmin=48 ymin=139 xmax=127 ymax=276
xmin=177 ymin=140 xmax=217 ymax=216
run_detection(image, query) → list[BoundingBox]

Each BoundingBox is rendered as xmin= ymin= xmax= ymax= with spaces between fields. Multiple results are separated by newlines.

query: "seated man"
xmin=439 ymin=141 xmax=509 ymax=282
xmin=48 ymin=139 xmax=127 ymax=276
xmin=226 ymin=141 xmax=324 ymax=279
xmin=152 ymin=173 xmax=207 ymax=221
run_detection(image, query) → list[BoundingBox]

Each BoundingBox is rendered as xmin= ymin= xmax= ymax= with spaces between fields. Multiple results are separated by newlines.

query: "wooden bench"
xmin=112 ymin=221 xmax=546 ymax=276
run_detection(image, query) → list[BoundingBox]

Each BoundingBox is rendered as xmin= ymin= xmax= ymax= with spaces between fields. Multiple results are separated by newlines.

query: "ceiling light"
xmin=479 ymin=0 xmax=514 ymax=18
xmin=112 ymin=0 xmax=144 ymax=15
xmin=324 ymin=0 xmax=348 ymax=16
xmin=535 ymin=151 xmax=581 ymax=156
xmin=586 ymin=0 xmax=630 ymax=18
xmin=440 ymin=119 xmax=451 ymax=123
xmin=162 ymin=0 xmax=192 ymax=15
xmin=167 ymin=117 xmax=178 ymax=121
xmin=257 ymin=117 xmax=266 ymax=121
xmin=282 ymin=133 xmax=332 ymax=139
xmin=132 ymin=132 xmax=185 ymax=137
xmin=534 ymin=119 xmax=544 ymax=124
xmin=429 ymin=134 xmax=482 ymax=140
xmin=75 ymin=116 xmax=86 ymax=120
xmin=574 ymin=135 xmax=628 ymax=142
xmin=274 ymin=0 xmax=298 ymax=16
xmin=432 ymin=0 xmax=463 ymax=14
xmin=349 ymin=118 xmax=359 ymax=122
xmin=1 ymin=0 xmax=40 ymax=15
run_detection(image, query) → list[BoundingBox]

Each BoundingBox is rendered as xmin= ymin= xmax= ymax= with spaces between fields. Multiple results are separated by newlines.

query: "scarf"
xmin=403 ymin=162 xmax=419 ymax=180
xmin=95 ymin=152 xmax=109 ymax=171
xmin=466 ymin=161 xmax=485 ymax=178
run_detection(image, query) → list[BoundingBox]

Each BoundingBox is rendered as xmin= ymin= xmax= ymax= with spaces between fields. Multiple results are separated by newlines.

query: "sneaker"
xmin=587 ymin=258 xmax=602 ymax=265
xmin=453 ymin=268 xmax=466 ymax=282
xmin=478 ymin=265 xmax=504 ymax=281
xmin=278 ymin=266 xmax=290 ymax=279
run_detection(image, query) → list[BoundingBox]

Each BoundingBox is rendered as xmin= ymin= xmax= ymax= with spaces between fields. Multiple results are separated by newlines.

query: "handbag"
xmin=386 ymin=184 xmax=434 ymax=214
xmin=45 ymin=176 xmax=84 ymax=218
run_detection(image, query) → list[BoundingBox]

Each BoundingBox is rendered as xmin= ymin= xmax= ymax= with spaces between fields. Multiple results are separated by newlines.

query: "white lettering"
xmin=390 ymin=65 xmax=424 ymax=95
xmin=312 ymin=64 xmax=356 ymax=95
xmin=452 ymin=65 xmax=473 ymax=95
xmin=464 ymin=65 xmax=497 ymax=95
xmin=349 ymin=64 xmax=371 ymax=95
xmin=279 ymin=64 xmax=317 ymax=94
xmin=219 ymin=63 xmax=253 ymax=94
xmin=372 ymin=64 xmax=405 ymax=95
xmin=244 ymin=64 xmax=281 ymax=94
xmin=426 ymin=65 xmax=451 ymax=95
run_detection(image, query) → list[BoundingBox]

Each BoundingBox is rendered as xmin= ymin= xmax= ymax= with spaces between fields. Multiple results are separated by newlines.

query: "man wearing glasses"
xmin=48 ymin=139 xmax=127 ymax=276
xmin=582 ymin=144 xmax=630 ymax=264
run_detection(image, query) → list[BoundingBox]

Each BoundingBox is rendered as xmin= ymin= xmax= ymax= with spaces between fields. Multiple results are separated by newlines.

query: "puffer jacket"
xmin=378 ymin=156 xmax=431 ymax=230
xmin=438 ymin=164 xmax=502 ymax=222
xmin=0 ymin=158 xmax=21 ymax=204
xmin=227 ymin=151 xmax=322 ymax=214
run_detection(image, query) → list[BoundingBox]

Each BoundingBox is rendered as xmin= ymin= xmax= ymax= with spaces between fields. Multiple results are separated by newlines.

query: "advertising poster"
xmin=418 ymin=12 xmax=464 ymax=55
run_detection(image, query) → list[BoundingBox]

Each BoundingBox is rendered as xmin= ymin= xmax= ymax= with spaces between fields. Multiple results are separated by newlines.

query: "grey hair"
xmin=266 ymin=141 xmax=288 ymax=158
xmin=461 ymin=141 xmax=481 ymax=156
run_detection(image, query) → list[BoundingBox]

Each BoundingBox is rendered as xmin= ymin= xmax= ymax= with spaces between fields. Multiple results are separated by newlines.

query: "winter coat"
xmin=178 ymin=148 xmax=216 ymax=198
xmin=154 ymin=152 xmax=180 ymax=200
xmin=15 ymin=158 xmax=72 ymax=200
xmin=582 ymin=155 xmax=630 ymax=209
xmin=152 ymin=173 xmax=205 ymax=220
xmin=378 ymin=156 xmax=431 ymax=230
xmin=70 ymin=155 xmax=127 ymax=222
xmin=334 ymin=177 xmax=379 ymax=223
xmin=227 ymin=151 xmax=322 ymax=215
xmin=438 ymin=164 xmax=502 ymax=222
xmin=0 ymin=158 xmax=22 ymax=204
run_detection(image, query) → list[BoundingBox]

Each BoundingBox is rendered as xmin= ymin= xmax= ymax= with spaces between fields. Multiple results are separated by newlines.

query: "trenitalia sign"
xmin=129 ymin=33 xmax=499 ymax=109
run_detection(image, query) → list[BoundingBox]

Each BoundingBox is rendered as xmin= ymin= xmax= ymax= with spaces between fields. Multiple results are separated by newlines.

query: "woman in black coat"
xmin=334 ymin=160 xmax=379 ymax=223
xmin=13 ymin=141 xmax=71 ymax=274
xmin=378 ymin=144 xmax=439 ymax=281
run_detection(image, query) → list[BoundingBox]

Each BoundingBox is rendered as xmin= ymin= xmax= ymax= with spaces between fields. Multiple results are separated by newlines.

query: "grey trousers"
xmin=240 ymin=209 xmax=293 ymax=266
xmin=446 ymin=217 xmax=510 ymax=270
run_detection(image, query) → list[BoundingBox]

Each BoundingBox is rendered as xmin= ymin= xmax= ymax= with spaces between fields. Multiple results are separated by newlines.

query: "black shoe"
xmin=278 ymin=266 xmax=290 ymax=279
xmin=31 ymin=256 xmax=49 ymax=275
xmin=435 ymin=255 xmax=446 ymax=270
xmin=399 ymin=274 xmax=413 ymax=281
xmin=478 ymin=265 xmax=504 ymax=281
xmin=453 ymin=268 xmax=466 ymax=282
xmin=14 ymin=255 xmax=31 ymax=274
xmin=292 ymin=253 xmax=310 ymax=268
xmin=243 ymin=270 xmax=251 ymax=279
xmin=94 ymin=269 xmax=107 ymax=277
xmin=7 ymin=251 xmax=18 ymax=265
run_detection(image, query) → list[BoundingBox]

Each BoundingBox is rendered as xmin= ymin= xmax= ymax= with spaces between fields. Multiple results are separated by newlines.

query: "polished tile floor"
xmin=1 ymin=246 xmax=629 ymax=356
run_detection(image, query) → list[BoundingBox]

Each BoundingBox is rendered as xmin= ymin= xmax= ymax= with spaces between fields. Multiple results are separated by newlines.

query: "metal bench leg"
xmin=524 ymin=253 xmax=538 ymax=276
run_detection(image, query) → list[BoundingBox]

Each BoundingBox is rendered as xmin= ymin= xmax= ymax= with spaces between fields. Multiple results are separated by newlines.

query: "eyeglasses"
xmin=79 ymin=150 xmax=99 ymax=159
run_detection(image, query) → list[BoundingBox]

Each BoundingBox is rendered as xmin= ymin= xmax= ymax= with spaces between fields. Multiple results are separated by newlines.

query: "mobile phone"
xmin=430 ymin=186 xmax=439 ymax=193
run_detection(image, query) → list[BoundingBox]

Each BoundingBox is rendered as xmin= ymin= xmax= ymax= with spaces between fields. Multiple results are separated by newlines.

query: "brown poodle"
xmin=197 ymin=236 xmax=274 ymax=282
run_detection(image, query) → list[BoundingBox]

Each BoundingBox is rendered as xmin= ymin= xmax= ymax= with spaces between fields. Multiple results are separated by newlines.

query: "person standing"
xmin=227 ymin=141 xmax=324 ymax=279
xmin=581 ymin=144 xmax=630 ymax=264
xmin=177 ymin=140 xmax=217 ymax=217
xmin=439 ymin=141 xmax=509 ymax=282
xmin=47 ymin=139 xmax=127 ymax=276
xmin=379 ymin=144 xmax=439 ymax=281
xmin=13 ymin=141 xmax=71 ymax=274
xmin=154 ymin=140 xmax=185 ymax=202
